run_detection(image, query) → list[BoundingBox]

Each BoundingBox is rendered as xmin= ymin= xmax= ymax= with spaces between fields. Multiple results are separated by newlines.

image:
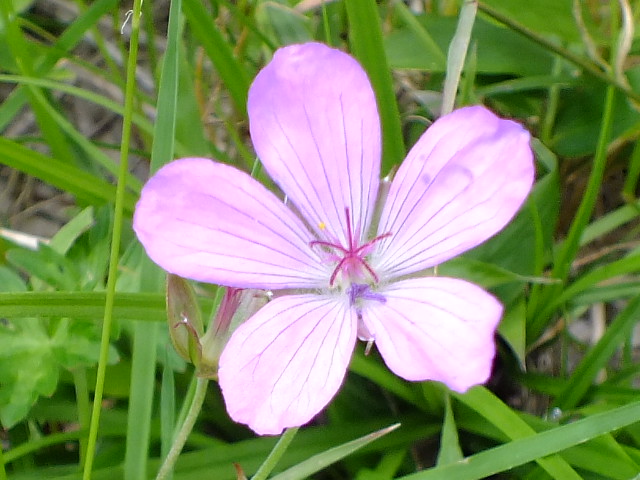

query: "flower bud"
xmin=166 ymin=274 xmax=204 ymax=366
xmin=199 ymin=288 xmax=269 ymax=379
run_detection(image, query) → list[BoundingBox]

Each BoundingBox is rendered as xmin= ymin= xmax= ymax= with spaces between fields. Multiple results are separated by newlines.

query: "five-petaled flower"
xmin=134 ymin=42 xmax=534 ymax=435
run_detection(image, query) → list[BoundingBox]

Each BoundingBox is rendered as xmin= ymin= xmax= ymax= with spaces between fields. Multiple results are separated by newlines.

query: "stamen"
xmin=309 ymin=239 xmax=348 ymax=253
xmin=364 ymin=339 xmax=374 ymax=356
xmin=308 ymin=207 xmax=393 ymax=286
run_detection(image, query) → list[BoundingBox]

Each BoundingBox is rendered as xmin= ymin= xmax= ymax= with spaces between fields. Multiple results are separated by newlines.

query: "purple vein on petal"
xmin=234 ymin=296 xmax=353 ymax=414
xmin=381 ymin=202 xmax=502 ymax=277
xmin=301 ymin=100 xmax=344 ymax=239
xmin=277 ymin=300 xmax=350 ymax=414
xmin=365 ymin=302 xmax=453 ymax=382
xmin=385 ymin=164 xmax=516 ymax=272
xmin=196 ymin=188 xmax=316 ymax=262
xmin=267 ymin=114 xmax=325 ymax=220
xmin=376 ymin=128 xmax=470 ymax=242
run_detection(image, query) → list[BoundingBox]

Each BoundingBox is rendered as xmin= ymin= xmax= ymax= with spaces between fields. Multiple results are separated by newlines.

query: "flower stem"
xmin=155 ymin=377 xmax=209 ymax=480
xmin=82 ymin=0 xmax=144 ymax=477
xmin=251 ymin=427 xmax=299 ymax=480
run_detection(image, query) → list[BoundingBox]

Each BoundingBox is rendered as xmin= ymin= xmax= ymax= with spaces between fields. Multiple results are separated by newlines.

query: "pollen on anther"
xmin=318 ymin=222 xmax=326 ymax=230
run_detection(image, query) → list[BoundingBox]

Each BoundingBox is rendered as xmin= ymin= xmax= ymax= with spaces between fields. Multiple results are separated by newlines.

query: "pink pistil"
xmin=309 ymin=208 xmax=392 ymax=286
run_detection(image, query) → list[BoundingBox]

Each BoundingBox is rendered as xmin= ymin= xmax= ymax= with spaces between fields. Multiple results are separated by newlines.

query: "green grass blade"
xmin=83 ymin=0 xmax=145 ymax=476
xmin=124 ymin=0 xmax=183 ymax=476
xmin=345 ymin=0 xmax=405 ymax=173
xmin=0 ymin=1 xmax=75 ymax=164
xmin=271 ymin=424 xmax=400 ymax=480
xmin=182 ymin=0 xmax=251 ymax=115
xmin=555 ymin=295 xmax=640 ymax=410
xmin=0 ymin=137 xmax=136 ymax=212
xmin=0 ymin=0 xmax=118 ymax=132
xmin=0 ymin=291 xmax=167 ymax=320
xmin=399 ymin=399 xmax=640 ymax=479
xmin=530 ymin=86 xmax=616 ymax=339
xmin=454 ymin=387 xmax=581 ymax=479
xmin=441 ymin=0 xmax=477 ymax=115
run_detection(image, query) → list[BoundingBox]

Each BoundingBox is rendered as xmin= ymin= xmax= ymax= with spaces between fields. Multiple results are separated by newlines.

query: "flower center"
xmin=309 ymin=208 xmax=391 ymax=287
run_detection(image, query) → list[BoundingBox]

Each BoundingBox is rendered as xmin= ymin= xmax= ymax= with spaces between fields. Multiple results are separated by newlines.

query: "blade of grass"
xmin=392 ymin=1 xmax=446 ymax=67
xmin=398 ymin=399 xmax=640 ymax=479
xmin=270 ymin=424 xmax=400 ymax=480
xmin=0 ymin=74 xmax=196 ymax=157
xmin=535 ymin=251 xmax=640 ymax=327
xmin=0 ymin=0 xmax=119 ymax=132
xmin=155 ymin=378 xmax=209 ymax=480
xmin=454 ymin=387 xmax=581 ymax=479
xmin=0 ymin=1 xmax=75 ymax=164
xmin=72 ymin=368 xmax=91 ymax=469
xmin=160 ymin=358 xmax=176 ymax=465
xmin=436 ymin=395 xmax=463 ymax=465
xmin=554 ymin=295 xmax=640 ymax=410
xmin=477 ymin=1 xmax=640 ymax=104
xmin=0 ymin=137 xmax=137 ymax=212
xmin=345 ymin=0 xmax=405 ymax=174
xmin=124 ymin=0 xmax=183 ymax=475
xmin=441 ymin=0 xmax=477 ymax=115
xmin=23 ymin=82 xmax=142 ymax=193
xmin=251 ymin=428 xmax=300 ymax=480
xmin=0 ymin=291 xmax=172 ymax=319
xmin=529 ymin=85 xmax=616 ymax=339
xmin=83 ymin=0 xmax=145 ymax=476
xmin=182 ymin=0 xmax=251 ymax=115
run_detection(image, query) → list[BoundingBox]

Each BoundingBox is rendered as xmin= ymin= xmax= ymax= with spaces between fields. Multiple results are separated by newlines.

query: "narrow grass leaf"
xmin=398 ymin=399 xmax=640 ymax=479
xmin=269 ymin=424 xmax=400 ymax=480
xmin=345 ymin=0 xmax=405 ymax=173
xmin=436 ymin=395 xmax=463 ymax=465
xmin=555 ymin=295 xmax=640 ymax=410
xmin=0 ymin=137 xmax=136 ymax=212
xmin=125 ymin=0 xmax=184 ymax=476
xmin=182 ymin=0 xmax=251 ymax=115
xmin=454 ymin=387 xmax=581 ymax=479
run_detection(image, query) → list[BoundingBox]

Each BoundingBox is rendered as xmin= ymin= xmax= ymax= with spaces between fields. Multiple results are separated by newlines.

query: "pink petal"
xmin=373 ymin=106 xmax=534 ymax=279
xmin=248 ymin=42 xmax=380 ymax=248
xmin=133 ymin=158 xmax=328 ymax=289
xmin=362 ymin=277 xmax=502 ymax=392
xmin=218 ymin=294 xmax=356 ymax=435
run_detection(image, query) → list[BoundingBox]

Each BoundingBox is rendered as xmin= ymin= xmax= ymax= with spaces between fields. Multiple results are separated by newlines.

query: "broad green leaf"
xmin=0 ymin=266 xmax=27 ymax=292
xmin=552 ymin=84 xmax=639 ymax=157
xmin=386 ymin=16 xmax=553 ymax=76
xmin=481 ymin=0 xmax=584 ymax=44
xmin=0 ymin=317 xmax=117 ymax=428
xmin=498 ymin=296 xmax=527 ymax=367
xmin=255 ymin=2 xmax=313 ymax=46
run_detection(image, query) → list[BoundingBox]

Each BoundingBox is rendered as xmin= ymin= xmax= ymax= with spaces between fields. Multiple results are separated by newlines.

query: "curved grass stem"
xmin=155 ymin=377 xmax=209 ymax=480
xmin=82 ymin=0 xmax=144 ymax=477
xmin=252 ymin=427 xmax=300 ymax=480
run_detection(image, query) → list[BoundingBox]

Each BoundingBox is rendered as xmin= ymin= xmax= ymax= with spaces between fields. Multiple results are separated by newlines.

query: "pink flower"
xmin=133 ymin=42 xmax=534 ymax=435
